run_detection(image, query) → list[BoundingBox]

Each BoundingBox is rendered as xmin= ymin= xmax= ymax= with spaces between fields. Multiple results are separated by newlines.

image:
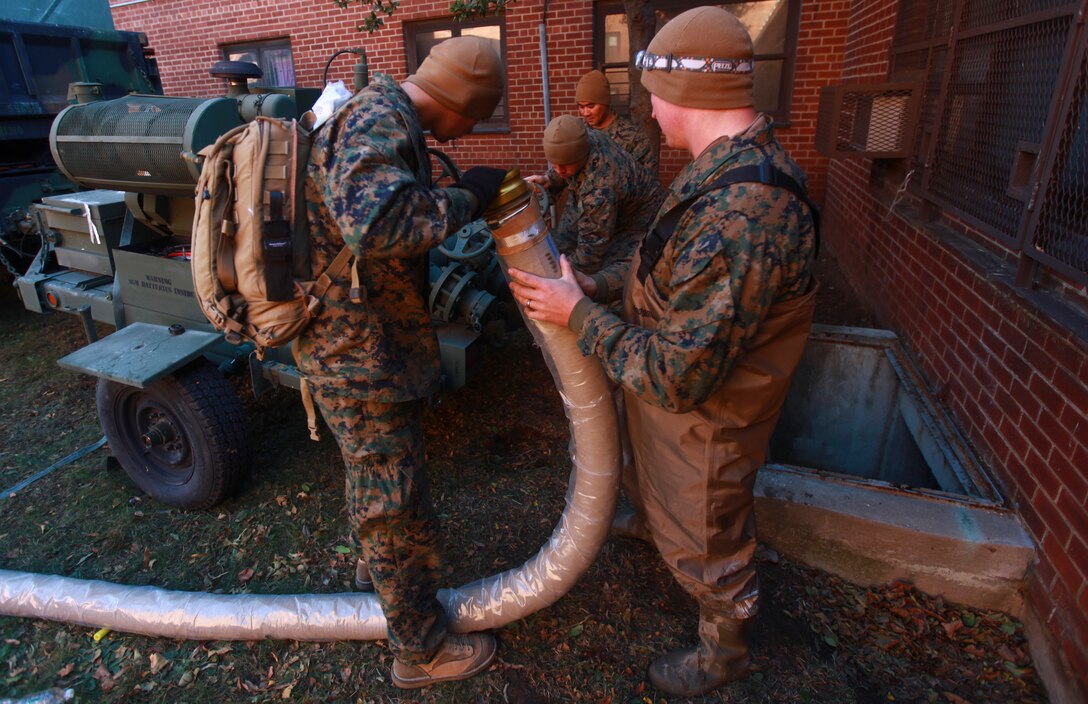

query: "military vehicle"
xmin=7 ymin=24 xmax=512 ymax=510
xmin=0 ymin=18 xmax=162 ymax=282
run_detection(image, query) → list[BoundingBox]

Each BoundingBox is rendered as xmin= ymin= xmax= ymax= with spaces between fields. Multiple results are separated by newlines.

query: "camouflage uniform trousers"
xmin=311 ymin=387 xmax=447 ymax=664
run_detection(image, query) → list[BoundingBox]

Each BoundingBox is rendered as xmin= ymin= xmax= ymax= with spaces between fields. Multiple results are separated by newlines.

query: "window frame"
xmin=221 ymin=38 xmax=296 ymax=88
xmin=885 ymin=0 xmax=1087 ymax=288
xmin=593 ymin=0 xmax=801 ymax=126
xmin=403 ymin=15 xmax=510 ymax=134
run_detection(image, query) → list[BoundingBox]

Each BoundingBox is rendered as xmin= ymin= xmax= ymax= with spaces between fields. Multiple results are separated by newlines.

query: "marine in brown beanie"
xmin=508 ymin=7 xmax=818 ymax=696
xmin=297 ymin=35 xmax=508 ymax=690
xmin=527 ymin=115 xmax=664 ymax=300
xmin=575 ymin=70 xmax=657 ymax=173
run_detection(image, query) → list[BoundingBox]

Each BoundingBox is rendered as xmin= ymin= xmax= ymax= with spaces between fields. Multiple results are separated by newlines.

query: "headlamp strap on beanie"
xmin=635 ymin=49 xmax=754 ymax=75
xmin=637 ymin=159 xmax=820 ymax=284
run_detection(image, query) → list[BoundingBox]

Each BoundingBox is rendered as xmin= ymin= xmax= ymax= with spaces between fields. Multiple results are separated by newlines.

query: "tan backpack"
xmin=191 ymin=115 xmax=355 ymax=440
xmin=191 ymin=116 xmax=353 ymax=359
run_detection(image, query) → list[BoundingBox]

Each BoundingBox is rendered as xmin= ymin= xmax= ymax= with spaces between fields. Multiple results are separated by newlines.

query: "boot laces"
xmin=439 ymin=635 xmax=475 ymax=659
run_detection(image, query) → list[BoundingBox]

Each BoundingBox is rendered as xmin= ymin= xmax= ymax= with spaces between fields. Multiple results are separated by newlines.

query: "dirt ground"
xmin=0 ymin=251 xmax=1050 ymax=703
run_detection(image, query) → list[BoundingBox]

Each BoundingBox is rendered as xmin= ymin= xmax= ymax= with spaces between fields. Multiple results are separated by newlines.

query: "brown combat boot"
xmin=610 ymin=503 xmax=651 ymax=542
xmin=391 ymin=632 xmax=496 ymax=689
xmin=353 ymin=558 xmax=373 ymax=592
xmin=648 ymin=615 xmax=752 ymax=696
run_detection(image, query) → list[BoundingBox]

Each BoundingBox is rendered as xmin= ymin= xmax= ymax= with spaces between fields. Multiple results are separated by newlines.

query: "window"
xmin=593 ymin=1 xmax=800 ymax=124
xmin=223 ymin=39 xmax=295 ymax=88
xmin=404 ymin=16 xmax=508 ymax=133
xmin=888 ymin=0 xmax=1087 ymax=285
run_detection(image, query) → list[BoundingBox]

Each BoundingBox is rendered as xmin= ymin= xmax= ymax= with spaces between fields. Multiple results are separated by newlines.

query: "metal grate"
xmin=961 ymin=0 xmax=1075 ymax=31
xmin=53 ymin=97 xmax=203 ymax=189
xmin=815 ymin=83 xmax=921 ymax=159
xmin=1025 ymin=40 xmax=1088 ymax=279
xmin=886 ymin=0 xmax=1086 ymax=286
xmin=892 ymin=0 xmax=956 ymax=47
xmin=925 ymin=14 xmax=1073 ymax=244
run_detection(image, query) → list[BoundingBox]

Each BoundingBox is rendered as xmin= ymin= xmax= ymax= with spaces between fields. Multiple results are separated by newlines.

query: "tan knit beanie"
xmin=576 ymin=70 xmax=611 ymax=106
xmin=404 ymin=36 xmax=504 ymax=120
xmin=639 ymin=6 xmax=754 ymax=109
xmin=542 ymin=115 xmax=589 ymax=165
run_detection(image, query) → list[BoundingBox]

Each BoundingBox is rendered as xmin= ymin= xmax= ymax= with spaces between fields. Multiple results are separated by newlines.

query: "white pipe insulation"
xmin=0 ymin=196 xmax=621 ymax=641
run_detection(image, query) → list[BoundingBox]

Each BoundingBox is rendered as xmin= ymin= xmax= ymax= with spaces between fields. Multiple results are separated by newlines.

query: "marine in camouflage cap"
xmin=533 ymin=116 xmax=665 ymax=301
xmin=296 ymin=35 xmax=504 ymax=689
xmin=506 ymin=7 xmax=817 ymax=698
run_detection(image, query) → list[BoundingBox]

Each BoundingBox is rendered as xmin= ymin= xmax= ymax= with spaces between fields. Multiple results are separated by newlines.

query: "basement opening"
xmin=756 ymin=325 xmax=1032 ymax=615
xmin=768 ymin=325 xmax=1002 ymax=504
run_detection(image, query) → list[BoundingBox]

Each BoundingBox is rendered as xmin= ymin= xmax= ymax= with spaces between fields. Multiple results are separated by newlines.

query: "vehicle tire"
xmin=96 ymin=362 xmax=251 ymax=509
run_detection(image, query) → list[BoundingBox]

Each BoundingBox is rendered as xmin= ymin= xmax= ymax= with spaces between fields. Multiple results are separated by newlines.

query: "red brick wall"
xmin=822 ymin=0 xmax=1088 ymax=693
xmin=110 ymin=0 xmax=839 ymax=199
xmin=111 ymin=0 xmax=585 ymax=181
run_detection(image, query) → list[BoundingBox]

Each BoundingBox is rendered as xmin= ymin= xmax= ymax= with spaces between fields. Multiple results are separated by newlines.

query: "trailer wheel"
xmin=96 ymin=362 xmax=251 ymax=510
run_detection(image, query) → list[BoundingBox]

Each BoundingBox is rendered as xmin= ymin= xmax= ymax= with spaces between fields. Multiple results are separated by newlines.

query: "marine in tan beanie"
xmin=638 ymin=6 xmax=759 ymax=156
xmin=638 ymin=5 xmax=754 ymax=110
xmin=576 ymin=70 xmax=613 ymax=128
xmin=574 ymin=70 xmax=658 ymax=173
xmin=542 ymin=115 xmax=590 ymax=176
xmin=302 ymin=23 xmax=511 ymax=694
xmin=505 ymin=7 xmax=819 ymax=701
xmin=404 ymin=36 xmax=504 ymax=128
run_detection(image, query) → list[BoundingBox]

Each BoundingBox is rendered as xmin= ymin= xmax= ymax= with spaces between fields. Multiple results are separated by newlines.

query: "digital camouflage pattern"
xmin=296 ymin=73 xmax=477 ymax=402
xmin=312 ymin=391 xmax=446 ymax=664
xmin=542 ymin=129 xmax=665 ymax=300
xmin=296 ymin=73 xmax=479 ymax=664
xmin=604 ymin=113 xmax=657 ymax=174
xmin=572 ymin=115 xmax=816 ymax=411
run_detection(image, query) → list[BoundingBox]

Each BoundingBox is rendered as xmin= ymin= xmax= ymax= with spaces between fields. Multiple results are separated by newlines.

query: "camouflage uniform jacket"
xmin=543 ymin=129 xmax=665 ymax=299
xmin=570 ymin=115 xmax=816 ymax=412
xmin=603 ymin=113 xmax=657 ymax=174
xmin=296 ymin=73 xmax=478 ymax=401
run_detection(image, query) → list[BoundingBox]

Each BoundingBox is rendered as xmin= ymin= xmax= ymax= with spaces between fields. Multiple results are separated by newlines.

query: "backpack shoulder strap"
xmin=636 ymin=160 xmax=821 ymax=284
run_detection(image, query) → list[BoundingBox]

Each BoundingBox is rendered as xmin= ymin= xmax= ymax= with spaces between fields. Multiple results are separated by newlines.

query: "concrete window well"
xmin=755 ymin=325 xmax=1033 ymax=616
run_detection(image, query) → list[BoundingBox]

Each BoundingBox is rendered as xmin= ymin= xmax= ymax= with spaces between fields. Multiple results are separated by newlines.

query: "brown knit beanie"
xmin=542 ymin=115 xmax=589 ymax=165
xmin=639 ymin=6 xmax=754 ymax=109
xmin=576 ymin=70 xmax=611 ymax=106
xmin=404 ymin=36 xmax=504 ymax=121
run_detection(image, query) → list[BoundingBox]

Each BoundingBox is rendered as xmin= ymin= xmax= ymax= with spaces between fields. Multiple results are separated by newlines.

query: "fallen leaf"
xmin=941 ymin=619 xmax=963 ymax=637
xmin=238 ymin=567 xmax=256 ymax=583
xmin=150 ymin=652 xmax=167 ymax=674
xmin=58 ymin=662 xmax=74 ymax=677
xmin=1004 ymin=662 xmax=1034 ymax=679
xmin=94 ymin=662 xmax=115 ymax=692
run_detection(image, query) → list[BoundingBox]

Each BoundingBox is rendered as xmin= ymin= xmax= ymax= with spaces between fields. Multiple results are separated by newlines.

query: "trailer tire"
xmin=96 ymin=362 xmax=251 ymax=510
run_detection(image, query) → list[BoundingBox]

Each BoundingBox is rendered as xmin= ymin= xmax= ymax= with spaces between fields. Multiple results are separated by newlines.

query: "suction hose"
xmin=0 ymin=171 xmax=621 ymax=641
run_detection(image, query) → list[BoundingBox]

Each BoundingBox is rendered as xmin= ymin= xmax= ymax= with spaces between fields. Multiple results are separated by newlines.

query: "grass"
xmin=0 ymin=282 xmax=1049 ymax=703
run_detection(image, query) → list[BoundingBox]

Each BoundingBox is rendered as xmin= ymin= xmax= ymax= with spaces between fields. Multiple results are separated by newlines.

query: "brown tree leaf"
xmin=941 ymin=619 xmax=963 ymax=637
xmin=94 ymin=662 xmax=115 ymax=692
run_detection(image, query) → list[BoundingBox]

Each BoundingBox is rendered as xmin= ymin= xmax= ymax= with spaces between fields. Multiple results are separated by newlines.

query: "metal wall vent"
xmin=816 ymin=82 xmax=923 ymax=159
